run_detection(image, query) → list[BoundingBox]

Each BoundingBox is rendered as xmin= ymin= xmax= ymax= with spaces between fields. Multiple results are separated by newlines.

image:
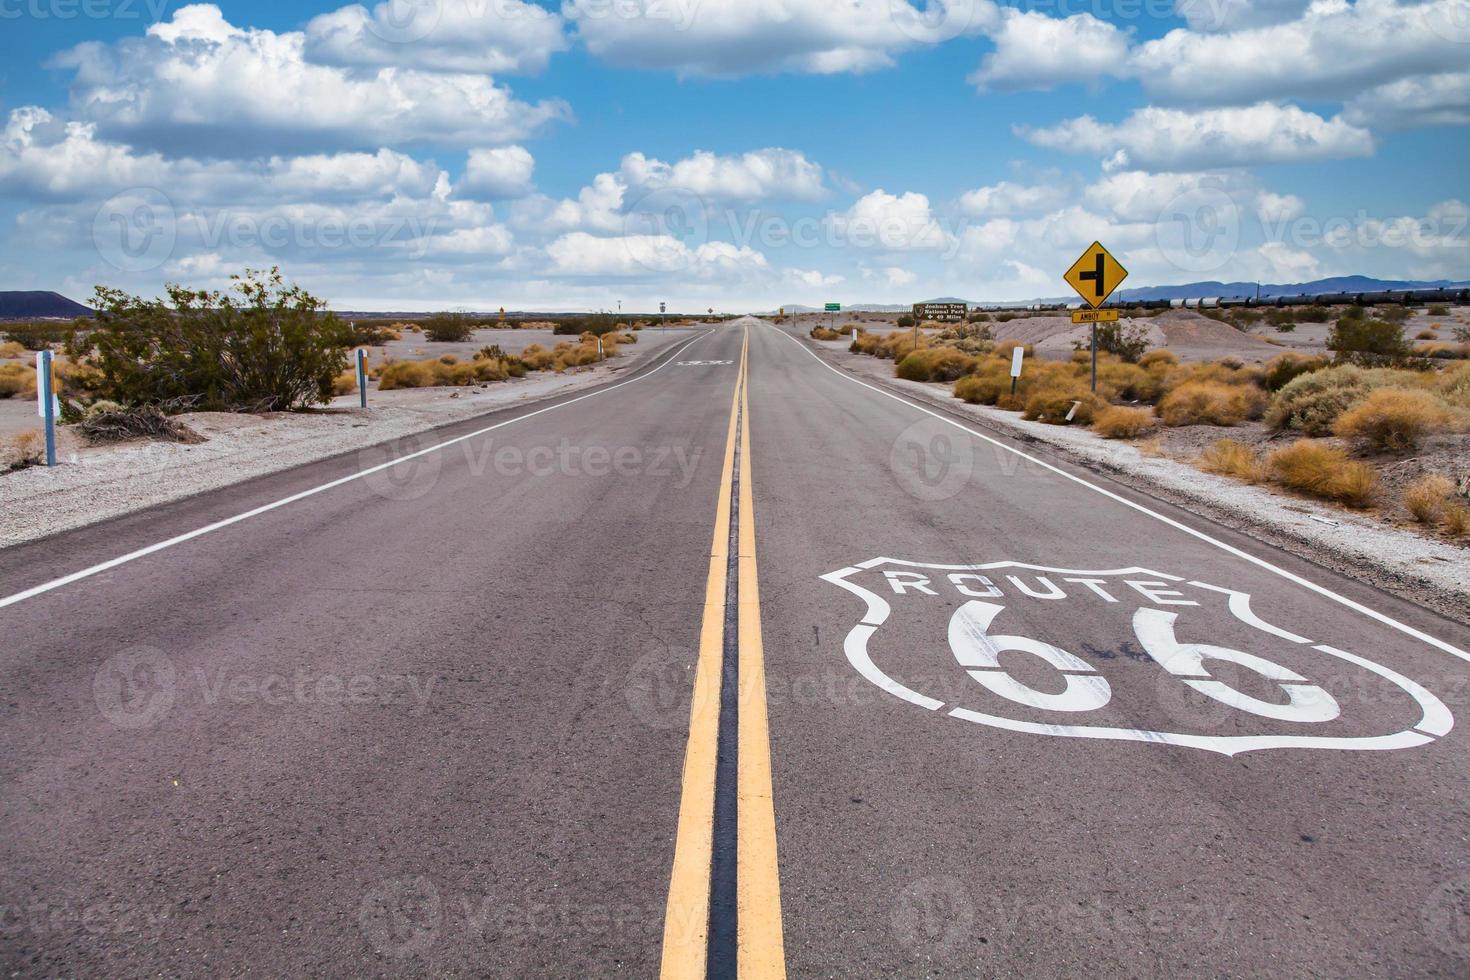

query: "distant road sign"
xmin=1072 ymin=309 xmax=1120 ymax=324
xmin=1064 ymin=242 xmax=1128 ymax=309
xmin=825 ymin=303 xmax=841 ymax=312
xmin=912 ymin=302 xmax=966 ymax=321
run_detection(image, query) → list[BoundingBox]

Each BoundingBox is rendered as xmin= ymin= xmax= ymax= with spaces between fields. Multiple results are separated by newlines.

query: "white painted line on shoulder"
xmin=0 ymin=331 xmax=713 ymax=610
xmin=761 ymin=321 xmax=1470 ymax=665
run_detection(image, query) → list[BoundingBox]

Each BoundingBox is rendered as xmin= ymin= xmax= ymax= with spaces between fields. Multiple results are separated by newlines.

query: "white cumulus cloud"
xmin=1019 ymin=103 xmax=1374 ymax=171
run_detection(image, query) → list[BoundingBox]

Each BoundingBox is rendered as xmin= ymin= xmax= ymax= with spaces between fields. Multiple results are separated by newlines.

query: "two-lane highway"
xmin=3 ymin=316 xmax=1469 ymax=976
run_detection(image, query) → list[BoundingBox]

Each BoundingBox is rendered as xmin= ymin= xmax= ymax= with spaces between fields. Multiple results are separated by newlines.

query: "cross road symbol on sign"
xmin=1064 ymin=241 xmax=1128 ymax=309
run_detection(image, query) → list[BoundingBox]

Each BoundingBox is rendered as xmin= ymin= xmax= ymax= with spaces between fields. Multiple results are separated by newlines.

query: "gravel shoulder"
xmin=0 ymin=329 xmax=697 ymax=548
xmin=799 ymin=333 xmax=1470 ymax=626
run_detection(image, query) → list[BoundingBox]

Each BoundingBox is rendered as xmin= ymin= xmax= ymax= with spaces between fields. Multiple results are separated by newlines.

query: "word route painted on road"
xmin=821 ymin=558 xmax=1452 ymax=756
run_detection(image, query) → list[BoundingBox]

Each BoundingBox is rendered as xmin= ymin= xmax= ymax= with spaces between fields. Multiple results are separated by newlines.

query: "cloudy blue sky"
xmin=1 ymin=0 xmax=1467 ymax=312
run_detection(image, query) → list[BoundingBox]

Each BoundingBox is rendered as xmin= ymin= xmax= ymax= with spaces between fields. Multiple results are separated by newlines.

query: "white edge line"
xmin=0 ymin=330 xmax=714 ymax=610
xmin=761 ymin=321 xmax=1470 ymax=665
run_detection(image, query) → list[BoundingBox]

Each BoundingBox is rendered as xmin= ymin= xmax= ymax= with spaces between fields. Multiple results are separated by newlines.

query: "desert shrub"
xmin=994 ymin=312 xmax=1021 ymax=323
xmin=1265 ymin=366 xmax=1373 ymax=434
xmin=1095 ymin=362 xmax=1163 ymax=403
xmin=477 ymin=345 xmax=506 ymax=360
xmin=1376 ymin=305 xmax=1412 ymax=324
xmin=377 ymin=354 xmax=519 ymax=389
xmin=1266 ymin=440 xmax=1377 ymax=506
xmin=1416 ymin=329 xmax=1439 ymax=340
xmin=3 ymin=320 xmax=79 ymax=350
xmin=345 ymin=321 xmax=401 ymax=346
xmin=518 ymin=344 xmax=556 ymax=371
xmin=2 ymin=430 xmax=46 ymax=471
xmin=852 ymin=330 xmax=921 ymax=360
xmin=810 ymin=326 xmax=842 ymax=341
xmin=1403 ymin=474 xmax=1455 ymax=523
xmin=1156 ymin=381 xmax=1265 ymax=426
xmin=1138 ymin=349 xmax=1178 ymax=371
xmin=422 ymin=313 xmax=475 ymax=343
xmin=1229 ymin=309 xmax=1264 ymax=328
xmin=553 ymin=316 xmax=619 ymax=337
xmin=1094 ymin=319 xmax=1152 ymax=362
xmin=332 ymin=369 xmax=358 ymax=396
xmin=895 ymin=347 xmax=977 ymax=382
xmin=1416 ymin=342 xmax=1470 ymax=360
xmin=1022 ymin=385 xmax=1100 ymax=425
xmin=0 ymin=362 xmax=36 ymax=398
xmin=968 ymin=312 xmax=991 ymax=323
xmin=1332 ymin=388 xmax=1454 ymax=451
xmin=953 ymin=368 xmax=1012 ymax=406
xmin=75 ymin=401 xmax=203 ymax=444
xmin=1445 ymin=504 xmax=1470 ymax=537
xmin=70 ymin=268 xmax=352 ymax=412
xmin=1296 ymin=305 xmax=1333 ymax=323
xmin=1263 ymin=352 xmax=1328 ymax=391
xmin=1265 ymin=309 xmax=1297 ymax=331
xmin=1329 ymin=315 xmax=1413 ymax=367
xmin=896 ymin=315 xmax=915 ymax=328
xmin=1428 ymin=304 xmax=1450 ymax=317
xmin=1198 ymin=439 xmax=1266 ymax=483
xmin=1092 ymin=406 xmax=1156 ymax=439
xmin=991 ymin=339 xmax=1033 ymax=362
xmin=0 ymin=340 xmax=26 ymax=359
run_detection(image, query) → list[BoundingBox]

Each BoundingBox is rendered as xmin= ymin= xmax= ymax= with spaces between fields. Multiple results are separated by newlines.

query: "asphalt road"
xmin=3 ymin=317 xmax=1470 ymax=977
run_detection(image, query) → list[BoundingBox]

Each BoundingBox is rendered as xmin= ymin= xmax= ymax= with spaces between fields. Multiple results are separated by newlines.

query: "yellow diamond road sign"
xmin=1064 ymin=241 xmax=1128 ymax=309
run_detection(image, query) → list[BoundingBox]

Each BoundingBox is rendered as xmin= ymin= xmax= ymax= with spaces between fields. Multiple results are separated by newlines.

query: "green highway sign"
xmin=825 ymin=303 xmax=841 ymax=312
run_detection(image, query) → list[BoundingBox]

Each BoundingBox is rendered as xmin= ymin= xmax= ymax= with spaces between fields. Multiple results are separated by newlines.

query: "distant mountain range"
xmin=776 ymin=277 xmax=1470 ymax=313
xmin=0 ymin=291 xmax=94 ymax=319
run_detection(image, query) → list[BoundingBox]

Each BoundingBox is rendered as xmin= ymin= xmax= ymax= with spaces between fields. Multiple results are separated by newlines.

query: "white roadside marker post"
xmin=1009 ymin=344 xmax=1025 ymax=398
xmin=597 ymin=336 xmax=605 ymax=361
xmin=356 ymin=348 xmax=368 ymax=409
xmin=36 ymin=349 xmax=57 ymax=467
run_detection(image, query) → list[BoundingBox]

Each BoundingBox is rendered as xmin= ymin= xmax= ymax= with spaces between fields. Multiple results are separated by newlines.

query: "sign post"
xmin=36 ymin=349 xmax=57 ymax=467
xmin=825 ymin=302 xmax=840 ymax=334
xmin=356 ymin=348 xmax=369 ymax=409
xmin=660 ymin=301 xmax=666 ymax=331
xmin=1063 ymin=241 xmax=1128 ymax=393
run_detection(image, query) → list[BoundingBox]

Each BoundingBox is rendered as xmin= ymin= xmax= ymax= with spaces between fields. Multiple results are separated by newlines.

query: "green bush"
xmin=1263 ymin=352 xmax=1328 ymax=391
xmin=1265 ymin=366 xmax=1372 ymax=434
xmin=1328 ymin=316 xmax=1413 ymax=367
xmin=3 ymin=320 xmax=82 ymax=350
xmin=69 ymin=268 xmax=353 ymax=412
xmin=422 ymin=313 xmax=476 ymax=342
xmin=1094 ymin=318 xmax=1152 ymax=362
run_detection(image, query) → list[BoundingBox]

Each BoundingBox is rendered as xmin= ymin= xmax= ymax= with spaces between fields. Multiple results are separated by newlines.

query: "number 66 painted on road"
xmin=949 ymin=601 xmax=1341 ymax=724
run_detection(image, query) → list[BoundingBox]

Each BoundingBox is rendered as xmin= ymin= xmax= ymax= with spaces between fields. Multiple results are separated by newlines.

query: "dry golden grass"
xmin=2 ymin=430 xmax=45 ymax=471
xmin=1092 ymin=405 xmax=1157 ymax=439
xmin=1403 ymin=474 xmax=1454 ymax=523
xmin=1198 ymin=439 xmax=1267 ymax=483
xmin=1157 ymin=381 xmax=1266 ymax=426
xmin=1332 ymin=388 xmax=1454 ymax=451
xmin=852 ymin=330 xmax=922 ymax=360
xmin=1022 ymin=386 xmax=1101 ymax=425
xmin=810 ymin=326 xmax=842 ymax=341
xmin=1444 ymin=504 xmax=1470 ymax=537
xmin=896 ymin=346 xmax=979 ymax=382
xmin=1138 ymin=349 xmax=1178 ymax=371
xmin=0 ymin=340 xmax=26 ymax=359
xmin=0 ymin=362 xmax=36 ymax=398
xmin=332 ymin=369 xmax=358 ymax=396
xmin=1266 ymin=440 xmax=1377 ymax=507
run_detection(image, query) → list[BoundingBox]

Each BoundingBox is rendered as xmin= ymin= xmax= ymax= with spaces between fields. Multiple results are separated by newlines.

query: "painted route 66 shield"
xmin=821 ymin=558 xmax=1452 ymax=756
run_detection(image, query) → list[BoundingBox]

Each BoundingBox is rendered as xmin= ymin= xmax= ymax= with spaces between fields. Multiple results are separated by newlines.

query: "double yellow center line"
xmin=660 ymin=328 xmax=785 ymax=979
